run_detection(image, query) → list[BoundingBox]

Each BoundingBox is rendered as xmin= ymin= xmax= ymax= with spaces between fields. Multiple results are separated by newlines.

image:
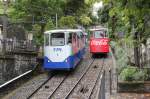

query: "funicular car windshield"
xmin=51 ymin=33 xmax=65 ymax=46
xmin=94 ymin=30 xmax=105 ymax=38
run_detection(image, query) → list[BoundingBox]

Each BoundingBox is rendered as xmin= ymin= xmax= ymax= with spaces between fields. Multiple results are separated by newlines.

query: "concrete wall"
xmin=0 ymin=52 xmax=37 ymax=85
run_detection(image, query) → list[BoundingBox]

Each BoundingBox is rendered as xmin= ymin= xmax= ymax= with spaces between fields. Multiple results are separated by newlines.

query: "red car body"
xmin=89 ymin=28 xmax=110 ymax=54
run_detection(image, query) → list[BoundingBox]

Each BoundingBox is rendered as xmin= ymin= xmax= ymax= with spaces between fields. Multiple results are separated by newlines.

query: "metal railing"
xmin=96 ymin=70 xmax=105 ymax=99
xmin=0 ymin=38 xmax=37 ymax=54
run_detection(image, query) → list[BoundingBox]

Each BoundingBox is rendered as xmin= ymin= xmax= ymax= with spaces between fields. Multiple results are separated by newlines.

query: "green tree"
xmin=59 ymin=16 xmax=77 ymax=28
xmin=8 ymin=0 xmax=100 ymax=45
xmin=9 ymin=0 xmax=66 ymax=32
xmin=80 ymin=14 xmax=92 ymax=27
xmin=100 ymin=0 xmax=150 ymax=67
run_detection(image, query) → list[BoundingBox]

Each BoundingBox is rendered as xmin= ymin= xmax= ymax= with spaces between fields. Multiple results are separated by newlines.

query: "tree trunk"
xmin=40 ymin=24 xmax=46 ymax=34
xmin=134 ymin=47 xmax=140 ymax=67
xmin=133 ymin=32 xmax=140 ymax=67
xmin=143 ymin=43 xmax=147 ymax=66
xmin=111 ymin=16 xmax=116 ymax=39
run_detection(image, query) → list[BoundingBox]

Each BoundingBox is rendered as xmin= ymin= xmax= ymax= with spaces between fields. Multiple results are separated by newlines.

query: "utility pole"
xmin=2 ymin=0 xmax=8 ymax=38
xmin=56 ymin=13 xmax=58 ymax=29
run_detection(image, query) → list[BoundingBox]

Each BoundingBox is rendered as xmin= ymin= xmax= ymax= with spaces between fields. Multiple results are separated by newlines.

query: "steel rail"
xmin=89 ymin=58 xmax=105 ymax=99
xmin=46 ymin=72 xmax=70 ymax=99
xmin=27 ymin=72 xmax=56 ymax=99
xmin=61 ymin=59 xmax=95 ymax=99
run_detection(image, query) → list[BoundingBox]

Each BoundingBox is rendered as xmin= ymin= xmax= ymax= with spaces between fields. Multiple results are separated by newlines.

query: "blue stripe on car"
xmin=44 ymin=48 xmax=85 ymax=70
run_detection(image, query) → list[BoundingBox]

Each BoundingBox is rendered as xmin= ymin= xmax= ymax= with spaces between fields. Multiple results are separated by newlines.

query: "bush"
xmin=110 ymin=41 xmax=149 ymax=81
xmin=133 ymin=70 xmax=148 ymax=81
xmin=110 ymin=41 xmax=129 ymax=73
xmin=119 ymin=67 xmax=149 ymax=81
xmin=119 ymin=67 xmax=137 ymax=81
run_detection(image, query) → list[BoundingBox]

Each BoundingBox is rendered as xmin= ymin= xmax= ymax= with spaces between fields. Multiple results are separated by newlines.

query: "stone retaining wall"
xmin=0 ymin=52 xmax=37 ymax=85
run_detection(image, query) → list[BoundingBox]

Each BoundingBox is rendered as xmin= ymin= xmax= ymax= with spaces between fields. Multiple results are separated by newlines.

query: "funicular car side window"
xmin=68 ymin=33 xmax=72 ymax=44
xmin=51 ymin=33 xmax=65 ymax=46
xmin=76 ymin=32 xmax=80 ymax=47
xmin=45 ymin=34 xmax=49 ymax=46
xmin=73 ymin=33 xmax=76 ymax=42
xmin=80 ymin=32 xmax=84 ymax=38
xmin=94 ymin=31 xmax=104 ymax=38
xmin=90 ymin=31 xmax=94 ymax=38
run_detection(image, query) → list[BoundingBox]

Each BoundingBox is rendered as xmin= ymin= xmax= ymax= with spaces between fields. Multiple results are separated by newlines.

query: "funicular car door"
xmin=72 ymin=33 xmax=78 ymax=54
xmin=80 ymin=31 xmax=85 ymax=49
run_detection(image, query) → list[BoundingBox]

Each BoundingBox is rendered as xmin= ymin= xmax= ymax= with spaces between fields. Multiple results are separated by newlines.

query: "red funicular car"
xmin=89 ymin=27 xmax=110 ymax=55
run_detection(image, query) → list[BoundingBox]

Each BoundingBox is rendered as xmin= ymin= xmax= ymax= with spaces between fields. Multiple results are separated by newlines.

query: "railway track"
xmin=3 ymin=51 xmax=108 ymax=99
xmin=26 ymin=71 xmax=68 ymax=99
xmin=28 ymin=72 xmax=69 ymax=99
xmin=65 ymin=58 xmax=105 ymax=99
xmin=28 ymin=57 xmax=105 ymax=99
xmin=48 ymin=59 xmax=95 ymax=99
xmin=29 ymin=58 xmax=94 ymax=99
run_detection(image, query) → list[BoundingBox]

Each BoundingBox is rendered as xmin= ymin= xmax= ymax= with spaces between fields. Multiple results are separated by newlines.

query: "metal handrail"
xmin=0 ymin=39 xmax=37 ymax=55
xmin=96 ymin=70 xmax=105 ymax=99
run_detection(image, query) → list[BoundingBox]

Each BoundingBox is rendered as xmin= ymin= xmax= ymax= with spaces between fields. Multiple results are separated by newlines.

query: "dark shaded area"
xmin=92 ymin=53 xmax=108 ymax=59
xmin=7 ymin=24 xmax=26 ymax=40
xmin=64 ymin=0 xmax=85 ymax=15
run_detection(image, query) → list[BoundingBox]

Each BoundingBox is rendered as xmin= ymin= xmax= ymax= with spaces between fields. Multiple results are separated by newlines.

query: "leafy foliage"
xmin=100 ymin=0 xmax=150 ymax=67
xmin=119 ymin=67 xmax=149 ymax=81
xmin=133 ymin=69 xmax=148 ymax=81
xmin=45 ymin=19 xmax=55 ymax=30
xmin=119 ymin=67 xmax=137 ymax=81
xmin=110 ymin=41 xmax=129 ymax=73
xmin=111 ymin=41 xmax=149 ymax=81
xmin=80 ymin=15 xmax=92 ymax=26
xmin=85 ymin=0 xmax=101 ymax=5
xmin=58 ymin=16 xmax=77 ymax=28
xmin=99 ymin=0 xmax=150 ymax=41
xmin=4 ymin=0 xmax=102 ymax=46
xmin=32 ymin=24 xmax=44 ymax=46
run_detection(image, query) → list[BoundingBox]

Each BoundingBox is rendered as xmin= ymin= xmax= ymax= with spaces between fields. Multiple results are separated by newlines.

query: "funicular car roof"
xmin=89 ymin=28 xmax=108 ymax=31
xmin=44 ymin=29 xmax=83 ymax=34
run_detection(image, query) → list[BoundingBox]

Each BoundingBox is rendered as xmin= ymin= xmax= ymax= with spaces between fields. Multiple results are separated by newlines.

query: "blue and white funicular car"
xmin=44 ymin=29 xmax=86 ymax=70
